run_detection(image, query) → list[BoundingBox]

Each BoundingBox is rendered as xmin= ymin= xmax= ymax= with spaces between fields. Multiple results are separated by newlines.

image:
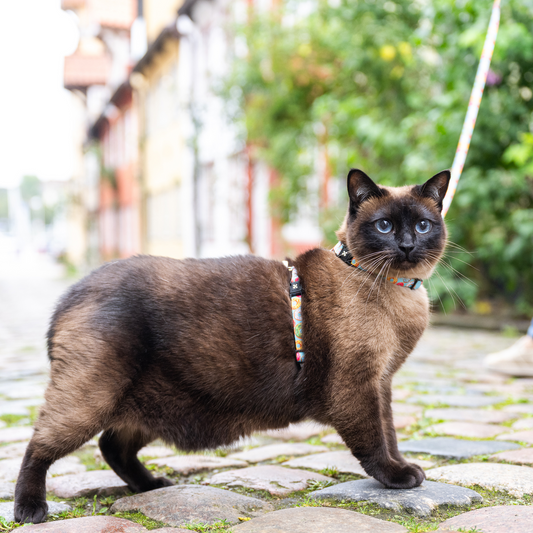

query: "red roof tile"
xmin=64 ymin=53 xmax=111 ymax=89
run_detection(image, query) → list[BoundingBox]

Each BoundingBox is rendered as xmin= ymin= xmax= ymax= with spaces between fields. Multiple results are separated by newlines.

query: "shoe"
xmin=484 ymin=335 xmax=533 ymax=376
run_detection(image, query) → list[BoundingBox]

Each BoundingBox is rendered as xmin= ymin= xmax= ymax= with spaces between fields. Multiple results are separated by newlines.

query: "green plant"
xmin=306 ymin=479 xmax=335 ymax=490
xmin=184 ymin=519 xmax=233 ymax=531
xmin=319 ymin=466 xmax=339 ymax=477
xmin=224 ymin=0 xmax=533 ymax=315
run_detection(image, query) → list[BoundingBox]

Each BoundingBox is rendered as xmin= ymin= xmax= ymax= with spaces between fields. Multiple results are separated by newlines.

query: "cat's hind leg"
xmin=99 ymin=427 xmax=174 ymax=492
xmin=14 ymin=406 xmax=102 ymax=524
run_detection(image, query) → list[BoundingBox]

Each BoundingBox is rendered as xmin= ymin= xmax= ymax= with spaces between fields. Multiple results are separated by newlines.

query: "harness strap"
xmin=284 ymin=242 xmax=423 ymax=367
xmin=283 ymin=261 xmax=305 ymax=367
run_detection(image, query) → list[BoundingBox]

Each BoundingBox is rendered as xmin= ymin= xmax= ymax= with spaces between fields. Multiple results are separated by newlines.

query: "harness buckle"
xmin=410 ymin=278 xmax=423 ymax=290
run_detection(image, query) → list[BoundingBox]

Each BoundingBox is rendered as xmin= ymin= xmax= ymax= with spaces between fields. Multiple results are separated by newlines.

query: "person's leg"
xmin=484 ymin=317 xmax=533 ymax=376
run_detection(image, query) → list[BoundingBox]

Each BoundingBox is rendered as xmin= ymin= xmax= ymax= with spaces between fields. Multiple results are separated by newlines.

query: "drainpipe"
xmin=131 ymin=0 xmax=147 ymax=61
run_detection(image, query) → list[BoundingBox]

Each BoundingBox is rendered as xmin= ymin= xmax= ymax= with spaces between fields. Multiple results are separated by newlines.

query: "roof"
xmin=132 ymin=22 xmax=180 ymax=74
xmin=62 ymin=0 xmax=137 ymax=29
xmin=89 ymin=21 xmax=180 ymax=138
xmin=89 ymin=81 xmax=132 ymax=139
xmin=61 ymin=0 xmax=86 ymax=8
xmin=177 ymin=0 xmax=198 ymax=17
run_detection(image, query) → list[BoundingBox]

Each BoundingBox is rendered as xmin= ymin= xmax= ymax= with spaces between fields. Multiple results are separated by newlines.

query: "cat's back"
xmin=48 ymin=253 xmax=292 ymax=362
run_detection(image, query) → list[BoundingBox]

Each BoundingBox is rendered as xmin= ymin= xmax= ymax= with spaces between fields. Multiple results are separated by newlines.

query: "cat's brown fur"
xmin=14 ymin=169 xmax=450 ymax=523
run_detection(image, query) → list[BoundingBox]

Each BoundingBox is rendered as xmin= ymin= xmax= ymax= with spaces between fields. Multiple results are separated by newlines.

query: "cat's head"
xmin=336 ymin=169 xmax=450 ymax=279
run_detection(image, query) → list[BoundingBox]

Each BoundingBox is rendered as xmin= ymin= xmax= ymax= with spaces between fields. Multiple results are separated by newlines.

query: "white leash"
xmin=441 ymin=0 xmax=501 ymax=217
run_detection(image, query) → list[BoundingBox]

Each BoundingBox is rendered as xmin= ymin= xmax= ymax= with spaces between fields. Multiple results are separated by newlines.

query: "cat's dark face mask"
xmin=344 ymin=169 xmax=450 ymax=278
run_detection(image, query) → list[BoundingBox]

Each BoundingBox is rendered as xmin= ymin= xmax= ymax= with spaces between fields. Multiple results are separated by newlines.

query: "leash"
xmin=441 ymin=0 xmax=501 ymax=217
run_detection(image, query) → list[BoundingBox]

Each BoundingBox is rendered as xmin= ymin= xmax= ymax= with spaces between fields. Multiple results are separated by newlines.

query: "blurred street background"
xmin=0 ymin=0 xmax=532 ymax=324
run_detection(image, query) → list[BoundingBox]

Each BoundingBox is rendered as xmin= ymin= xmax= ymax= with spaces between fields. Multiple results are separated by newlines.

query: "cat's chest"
xmin=386 ymin=289 xmax=429 ymax=351
xmin=329 ymin=285 xmax=429 ymax=360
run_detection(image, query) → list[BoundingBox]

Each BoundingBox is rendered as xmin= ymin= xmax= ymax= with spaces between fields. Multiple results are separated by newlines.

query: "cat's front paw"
xmin=375 ymin=461 xmax=425 ymax=489
xmin=153 ymin=476 xmax=174 ymax=488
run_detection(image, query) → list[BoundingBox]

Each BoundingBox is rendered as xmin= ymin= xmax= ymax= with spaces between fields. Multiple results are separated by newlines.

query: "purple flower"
xmin=486 ymin=69 xmax=502 ymax=86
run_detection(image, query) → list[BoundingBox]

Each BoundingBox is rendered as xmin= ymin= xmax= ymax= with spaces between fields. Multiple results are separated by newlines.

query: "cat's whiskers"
xmin=348 ymin=253 xmax=395 ymax=307
xmin=433 ymin=265 xmax=467 ymax=310
xmin=364 ymin=257 xmax=393 ymax=314
xmin=339 ymin=251 xmax=390 ymax=290
xmin=423 ymin=260 xmax=447 ymax=315
xmin=425 ymin=250 xmax=477 ymax=287
xmin=444 ymin=239 xmax=475 ymax=255
xmin=348 ymin=259 xmax=384 ymax=304
xmin=333 ymin=249 xmax=386 ymax=289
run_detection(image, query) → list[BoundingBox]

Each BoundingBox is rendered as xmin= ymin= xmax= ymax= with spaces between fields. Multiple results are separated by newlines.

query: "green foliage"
xmin=0 ymin=189 xmax=8 ymax=220
xmin=226 ymin=0 xmax=533 ymax=314
xmin=20 ymin=175 xmax=41 ymax=204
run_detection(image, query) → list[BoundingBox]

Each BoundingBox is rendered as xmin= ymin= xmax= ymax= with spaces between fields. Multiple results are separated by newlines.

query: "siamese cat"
xmin=15 ymin=169 xmax=450 ymax=523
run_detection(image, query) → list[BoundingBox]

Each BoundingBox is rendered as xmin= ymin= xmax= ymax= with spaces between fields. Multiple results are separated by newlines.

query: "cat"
xmin=14 ymin=168 xmax=450 ymax=523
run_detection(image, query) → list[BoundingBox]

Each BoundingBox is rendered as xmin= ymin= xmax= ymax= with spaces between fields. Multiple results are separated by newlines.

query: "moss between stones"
xmin=181 ymin=519 xmax=235 ymax=532
xmin=0 ymin=415 xmax=27 ymax=426
xmin=296 ymin=486 xmax=532 ymax=532
xmin=112 ymin=511 xmax=167 ymax=530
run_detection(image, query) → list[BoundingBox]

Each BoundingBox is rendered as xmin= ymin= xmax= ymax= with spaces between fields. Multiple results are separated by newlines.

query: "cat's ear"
xmin=347 ymin=169 xmax=384 ymax=217
xmin=418 ymin=170 xmax=451 ymax=211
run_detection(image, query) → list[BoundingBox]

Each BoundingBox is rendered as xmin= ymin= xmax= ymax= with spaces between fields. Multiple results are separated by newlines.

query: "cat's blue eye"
xmin=375 ymin=219 xmax=393 ymax=234
xmin=415 ymin=220 xmax=432 ymax=234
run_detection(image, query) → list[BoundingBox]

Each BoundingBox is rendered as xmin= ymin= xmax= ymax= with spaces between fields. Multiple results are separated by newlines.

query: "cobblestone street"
xmin=1 ymin=255 xmax=532 ymax=532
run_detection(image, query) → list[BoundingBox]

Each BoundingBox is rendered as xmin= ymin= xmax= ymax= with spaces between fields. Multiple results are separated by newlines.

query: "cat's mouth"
xmin=393 ymin=258 xmax=422 ymax=272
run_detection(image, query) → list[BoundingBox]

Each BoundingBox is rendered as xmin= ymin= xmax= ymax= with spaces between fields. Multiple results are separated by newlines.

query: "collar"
xmin=332 ymin=241 xmax=424 ymax=291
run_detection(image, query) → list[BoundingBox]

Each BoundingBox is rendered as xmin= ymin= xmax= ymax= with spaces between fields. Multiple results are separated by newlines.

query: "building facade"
xmin=63 ymin=0 xmax=322 ymax=268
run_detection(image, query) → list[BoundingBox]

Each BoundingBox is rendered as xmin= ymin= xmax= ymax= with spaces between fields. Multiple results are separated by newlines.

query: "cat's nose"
xmin=399 ymin=244 xmax=415 ymax=258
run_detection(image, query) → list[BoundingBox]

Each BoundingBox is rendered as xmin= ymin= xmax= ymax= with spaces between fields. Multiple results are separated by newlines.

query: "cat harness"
xmin=282 ymin=261 xmax=305 ymax=367
xmin=283 ymin=242 xmax=424 ymax=367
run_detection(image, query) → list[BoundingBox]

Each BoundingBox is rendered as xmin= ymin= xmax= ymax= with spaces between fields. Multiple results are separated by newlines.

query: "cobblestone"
xmin=491 ymin=447 xmax=533 ymax=465
xmin=399 ymin=437 xmax=521 ymax=459
xmin=496 ymin=430 xmax=533 ymax=444
xmin=110 ymin=485 xmax=273 ymax=527
xmin=426 ymin=463 xmax=533 ymax=497
xmin=424 ymin=407 xmax=516 ymax=424
xmin=437 ymin=505 xmax=533 ymax=533
xmin=232 ymin=507 xmax=408 ymax=532
xmin=147 ymin=454 xmax=248 ymax=475
xmin=47 ymin=470 xmax=129 ymax=498
xmin=282 ymin=450 xmax=368 ymax=476
xmin=228 ymin=443 xmax=328 ymax=463
xmin=204 ymin=465 xmax=334 ymax=496
xmin=426 ymin=421 xmax=507 ymax=438
xmin=311 ymin=479 xmax=483 ymax=517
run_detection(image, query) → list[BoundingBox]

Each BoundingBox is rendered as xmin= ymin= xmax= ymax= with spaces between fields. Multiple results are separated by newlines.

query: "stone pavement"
xmin=1 ymin=254 xmax=533 ymax=532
